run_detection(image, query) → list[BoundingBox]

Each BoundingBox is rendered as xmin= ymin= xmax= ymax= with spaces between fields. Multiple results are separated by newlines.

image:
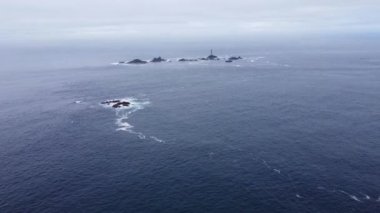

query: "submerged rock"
xmin=150 ymin=57 xmax=166 ymax=62
xmin=127 ymin=59 xmax=148 ymax=64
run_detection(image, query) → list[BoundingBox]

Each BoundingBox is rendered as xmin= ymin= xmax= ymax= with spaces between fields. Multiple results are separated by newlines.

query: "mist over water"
xmin=1 ymin=37 xmax=380 ymax=212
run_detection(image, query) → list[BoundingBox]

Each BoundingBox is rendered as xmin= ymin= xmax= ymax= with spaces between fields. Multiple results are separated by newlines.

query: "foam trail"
xmin=360 ymin=193 xmax=371 ymax=200
xmin=101 ymin=97 xmax=165 ymax=143
xmin=339 ymin=190 xmax=361 ymax=202
xmin=107 ymin=98 xmax=150 ymax=132
xmin=260 ymin=159 xmax=283 ymax=175
xmin=257 ymin=158 xmax=371 ymax=204
xmin=249 ymin=56 xmax=264 ymax=63
xmin=128 ymin=130 xmax=147 ymax=140
xmin=150 ymin=136 xmax=165 ymax=143
xmin=350 ymin=195 xmax=361 ymax=202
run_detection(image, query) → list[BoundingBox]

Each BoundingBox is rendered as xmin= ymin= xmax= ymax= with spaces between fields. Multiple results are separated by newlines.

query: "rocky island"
xmin=178 ymin=58 xmax=198 ymax=62
xmin=206 ymin=49 xmax=219 ymax=60
xmin=117 ymin=50 xmax=243 ymax=65
xmin=127 ymin=59 xmax=148 ymax=64
xmin=226 ymin=56 xmax=243 ymax=63
xmin=150 ymin=57 xmax=167 ymax=62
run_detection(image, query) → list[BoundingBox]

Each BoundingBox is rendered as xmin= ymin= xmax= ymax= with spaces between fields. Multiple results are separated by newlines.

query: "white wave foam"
xmin=363 ymin=194 xmax=371 ymax=200
xmin=150 ymin=136 xmax=165 ymax=143
xmin=318 ymin=187 xmax=378 ymax=202
xmin=257 ymin=159 xmax=374 ymax=204
xmin=101 ymin=97 xmax=165 ymax=143
xmin=103 ymin=97 xmax=150 ymax=132
xmin=259 ymin=160 xmax=376 ymax=203
xmin=350 ymin=195 xmax=361 ymax=202
xmin=339 ymin=190 xmax=362 ymax=202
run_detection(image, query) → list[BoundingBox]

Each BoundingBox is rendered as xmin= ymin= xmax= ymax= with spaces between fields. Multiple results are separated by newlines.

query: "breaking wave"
xmin=259 ymin=158 xmax=378 ymax=203
xmin=101 ymin=97 xmax=165 ymax=143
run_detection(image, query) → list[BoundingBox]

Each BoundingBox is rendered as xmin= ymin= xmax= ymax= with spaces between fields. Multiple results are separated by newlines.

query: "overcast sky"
xmin=1 ymin=0 xmax=379 ymax=42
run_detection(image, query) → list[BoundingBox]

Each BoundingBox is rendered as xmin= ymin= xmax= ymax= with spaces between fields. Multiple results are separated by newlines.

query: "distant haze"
xmin=1 ymin=0 xmax=380 ymax=44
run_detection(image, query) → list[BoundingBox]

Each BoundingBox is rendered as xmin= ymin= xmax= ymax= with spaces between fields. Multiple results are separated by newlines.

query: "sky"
xmin=0 ymin=0 xmax=380 ymax=43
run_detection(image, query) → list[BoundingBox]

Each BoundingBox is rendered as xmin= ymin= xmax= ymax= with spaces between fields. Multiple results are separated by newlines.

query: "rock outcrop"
xmin=150 ymin=57 xmax=166 ymax=62
xmin=127 ymin=59 xmax=148 ymax=64
xmin=101 ymin=100 xmax=130 ymax=108
xmin=225 ymin=56 xmax=242 ymax=63
xmin=228 ymin=56 xmax=243 ymax=61
xmin=206 ymin=49 xmax=219 ymax=60
xmin=117 ymin=51 xmax=242 ymax=65
xmin=178 ymin=58 xmax=198 ymax=62
xmin=207 ymin=54 xmax=219 ymax=60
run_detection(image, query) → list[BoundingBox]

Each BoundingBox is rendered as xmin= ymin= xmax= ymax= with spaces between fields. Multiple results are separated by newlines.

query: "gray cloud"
xmin=1 ymin=0 xmax=379 ymax=42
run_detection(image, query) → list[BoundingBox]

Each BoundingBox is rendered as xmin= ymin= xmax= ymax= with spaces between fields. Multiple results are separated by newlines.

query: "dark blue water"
xmin=1 ymin=45 xmax=380 ymax=212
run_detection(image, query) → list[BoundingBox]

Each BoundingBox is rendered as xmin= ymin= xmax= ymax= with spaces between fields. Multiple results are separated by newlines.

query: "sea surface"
xmin=0 ymin=43 xmax=380 ymax=212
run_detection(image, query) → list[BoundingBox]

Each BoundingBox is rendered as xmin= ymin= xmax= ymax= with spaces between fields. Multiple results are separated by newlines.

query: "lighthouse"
xmin=207 ymin=49 xmax=218 ymax=60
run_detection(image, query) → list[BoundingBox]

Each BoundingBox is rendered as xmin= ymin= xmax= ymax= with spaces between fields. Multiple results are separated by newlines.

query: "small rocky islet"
xmin=226 ymin=56 xmax=243 ymax=63
xmin=119 ymin=50 xmax=243 ymax=64
xmin=150 ymin=57 xmax=167 ymax=63
xmin=101 ymin=100 xmax=130 ymax=108
xmin=127 ymin=59 xmax=148 ymax=64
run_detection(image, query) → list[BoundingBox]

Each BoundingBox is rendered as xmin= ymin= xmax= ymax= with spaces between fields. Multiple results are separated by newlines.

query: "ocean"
xmin=0 ymin=41 xmax=380 ymax=212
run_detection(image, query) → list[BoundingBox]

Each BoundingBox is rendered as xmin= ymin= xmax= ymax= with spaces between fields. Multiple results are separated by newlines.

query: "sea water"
xmin=0 ymin=41 xmax=380 ymax=212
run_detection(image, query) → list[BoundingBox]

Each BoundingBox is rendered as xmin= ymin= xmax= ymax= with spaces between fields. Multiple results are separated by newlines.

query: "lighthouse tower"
xmin=207 ymin=49 xmax=218 ymax=60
